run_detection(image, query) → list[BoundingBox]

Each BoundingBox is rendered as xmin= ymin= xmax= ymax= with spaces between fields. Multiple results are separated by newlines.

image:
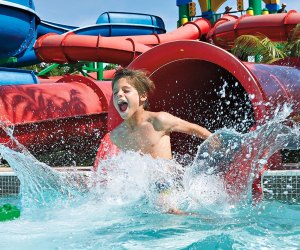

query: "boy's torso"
xmin=111 ymin=119 xmax=173 ymax=159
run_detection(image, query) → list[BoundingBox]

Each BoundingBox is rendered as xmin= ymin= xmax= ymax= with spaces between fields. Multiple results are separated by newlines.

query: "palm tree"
xmin=232 ymin=24 xmax=300 ymax=64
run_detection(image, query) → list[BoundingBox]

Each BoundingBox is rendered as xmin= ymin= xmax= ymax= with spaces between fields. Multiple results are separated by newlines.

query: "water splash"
xmin=0 ymin=108 xmax=299 ymax=214
xmin=93 ymin=152 xmax=186 ymax=212
xmin=0 ymin=113 xmax=299 ymax=249
xmin=0 ymin=121 xmax=87 ymax=210
xmin=91 ymin=120 xmax=299 ymax=214
xmin=188 ymin=118 xmax=299 ymax=204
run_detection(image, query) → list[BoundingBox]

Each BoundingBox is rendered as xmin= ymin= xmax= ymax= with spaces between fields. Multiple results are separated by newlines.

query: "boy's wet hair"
xmin=112 ymin=68 xmax=155 ymax=109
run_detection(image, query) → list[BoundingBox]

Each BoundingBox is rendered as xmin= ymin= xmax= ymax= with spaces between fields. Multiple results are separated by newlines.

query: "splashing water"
xmin=188 ymin=120 xmax=299 ymax=203
xmin=0 ymin=113 xmax=299 ymax=249
xmin=0 ymin=123 xmax=86 ymax=211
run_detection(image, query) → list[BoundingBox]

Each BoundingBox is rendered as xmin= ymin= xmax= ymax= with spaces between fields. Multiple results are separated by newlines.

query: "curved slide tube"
xmin=20 ymin=12 xmax=166 ymax=67
xmin=95 ymin=11 xmax=166 ymax=35
xmin=0 ymin=75 xmax=113 ymax=165
xmin=107 ymin=40 xmax=300 ymax=138
xmin=0 ymin=67 xmax=38 ymax=85
xmin=9 ymin=20 xmax=77 ymax=67
xmin=34 ymin=18 xmax=211 ymax=65
xmin=34 ymin=11 xmax=300 ymax=66
xmin=14 ymin=19 xmax=166 ymax=67
xmin=106 ymin=40 xmax=300 ymax=196
xmin=0 ymin=1 xmax=39 ymax=59
xmin=1 ymin=10 xmax=167 ymax=67
xmin=207 ymin=11 xmax=300 ymax=50
xmin=37 ymin=20 xmax=78 ymax=37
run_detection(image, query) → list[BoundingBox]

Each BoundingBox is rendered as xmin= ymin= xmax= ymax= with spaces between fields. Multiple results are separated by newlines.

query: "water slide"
xmin=206 ymin=10 xmax=300 ymax=50
xmin=11 ymin=20 xmax=78 ymax=66
xmin=25 ymin=12 xmax=166 ymax=67
xmin=0 ymin=1 xmax=38 ymax=60
xmin=34 ymin=18 xmax=211 ymax=65
xmin=34 ymin=12 xmax=300 ymax=129
xmin=0 ymin=0 xmax=166 ymax=67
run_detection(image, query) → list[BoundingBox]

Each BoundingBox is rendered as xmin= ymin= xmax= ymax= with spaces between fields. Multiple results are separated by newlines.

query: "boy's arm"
xmin=154 ymin=112 xmax=211 ymax=140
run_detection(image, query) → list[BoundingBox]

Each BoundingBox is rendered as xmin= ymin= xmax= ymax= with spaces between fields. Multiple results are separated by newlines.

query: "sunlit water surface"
xmin=0 ymin=113 xmax=299 ymax=249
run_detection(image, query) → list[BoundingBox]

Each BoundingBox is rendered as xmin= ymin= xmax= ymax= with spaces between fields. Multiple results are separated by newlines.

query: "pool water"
xmin=0 ymin=117 xmax=299 ymax=249
xmin=0 ymin=195 xmax=299 ymax=249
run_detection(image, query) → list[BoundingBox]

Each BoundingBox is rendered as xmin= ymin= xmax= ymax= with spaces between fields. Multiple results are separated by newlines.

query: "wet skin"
xmin=111 ymin=77 xmax=213 ymax=159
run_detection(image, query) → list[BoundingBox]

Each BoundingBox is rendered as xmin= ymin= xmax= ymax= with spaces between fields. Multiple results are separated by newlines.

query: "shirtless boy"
xmin=110 ymin=68 xmax=212 ymax=159
xmin=95 ymin=68 xmax=215 ymax=214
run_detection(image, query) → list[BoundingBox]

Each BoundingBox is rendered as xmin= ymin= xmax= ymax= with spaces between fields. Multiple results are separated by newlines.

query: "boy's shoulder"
xmin=150 ymin=111 xmax=175 ymax=130
xmin=148 ymin=111 xmax=170 ymax=121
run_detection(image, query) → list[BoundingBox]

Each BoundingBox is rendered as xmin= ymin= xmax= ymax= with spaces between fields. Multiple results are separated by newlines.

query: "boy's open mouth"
xmin=118 ymin=101 xmax=128 ymax=112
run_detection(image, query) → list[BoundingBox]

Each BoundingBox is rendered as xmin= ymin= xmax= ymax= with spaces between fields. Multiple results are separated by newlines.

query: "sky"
xmin=34 ymin=0 xmax=300 ymax=32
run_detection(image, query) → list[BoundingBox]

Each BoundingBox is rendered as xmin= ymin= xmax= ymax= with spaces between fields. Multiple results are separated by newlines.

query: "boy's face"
xmin=112 ymin=78 xmax=147 ymax=119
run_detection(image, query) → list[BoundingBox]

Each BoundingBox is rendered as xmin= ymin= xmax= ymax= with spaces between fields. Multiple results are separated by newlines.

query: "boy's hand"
xmin=291 ymin=114 xmax=300 ymax=123
xmin=207 ymin=134 xmax=222 ymax=152
xmin=284 ymin=113 xmax=300 ymax=127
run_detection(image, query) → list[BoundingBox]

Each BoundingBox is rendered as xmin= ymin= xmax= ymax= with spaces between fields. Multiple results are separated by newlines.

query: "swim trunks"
xmin=154 ymin=163 xmax=184 ymax=195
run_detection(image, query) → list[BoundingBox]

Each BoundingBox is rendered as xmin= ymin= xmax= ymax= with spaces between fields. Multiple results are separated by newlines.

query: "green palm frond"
xmin=260 ymin=37 xmax=286 ymax=63
xmin=286 ymin=39 xmax=300 ymax=57
xmin=232 ymin=35 xmax=265 ymax=59
xmin=232 ymin=34 xmax=288 ymax=63
xmin=289 ymin=24 xmax=300 ymax=42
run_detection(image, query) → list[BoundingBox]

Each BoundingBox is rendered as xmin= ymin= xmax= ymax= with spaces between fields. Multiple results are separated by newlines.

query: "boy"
xmin=109 ymin=68 xmax=212 ymax=159
xmin=95 ymin=68 xmax=216 ymax=214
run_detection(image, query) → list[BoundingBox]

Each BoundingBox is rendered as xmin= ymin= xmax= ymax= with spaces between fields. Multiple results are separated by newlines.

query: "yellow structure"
xmin=237 ymin=0 xmax=244 ymax=11
xmin=189 ymin=2 xmax=197 ymax=16
xmin=198 ymin=0 xmax=226 ymax=12
xmin=181 ymin=15 xmax=189 ymax=25
xmin=262 ymin=8 xmax=269 ymax=14
xmin=246 ymin=7 xmax=254 ymax=15
xmin=263 ymin=0 xmax=280 ymax=4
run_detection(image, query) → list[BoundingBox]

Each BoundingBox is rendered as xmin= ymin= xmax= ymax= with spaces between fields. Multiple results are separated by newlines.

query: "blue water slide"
xmin=37 ymin=12 xmax=165 ymax=38
xmin=37 ymin=20 xmax=78 ymax=37
xmin=4 ymin=0 xmax=35 ymax=9
xmin=1 ymin=10 xmax=166 ymax=67
xmin=0 ymin=0 xmax=39 ymax=59
xmin=18 ymin=12 xmax=166 ymax=67
xmin=0 ymin=67 xmax=38 ymax=85
xmin=11 ymin=21 xmax=78 ymax=67
xmin=96 ymin=11 xmax=166 ymax=35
